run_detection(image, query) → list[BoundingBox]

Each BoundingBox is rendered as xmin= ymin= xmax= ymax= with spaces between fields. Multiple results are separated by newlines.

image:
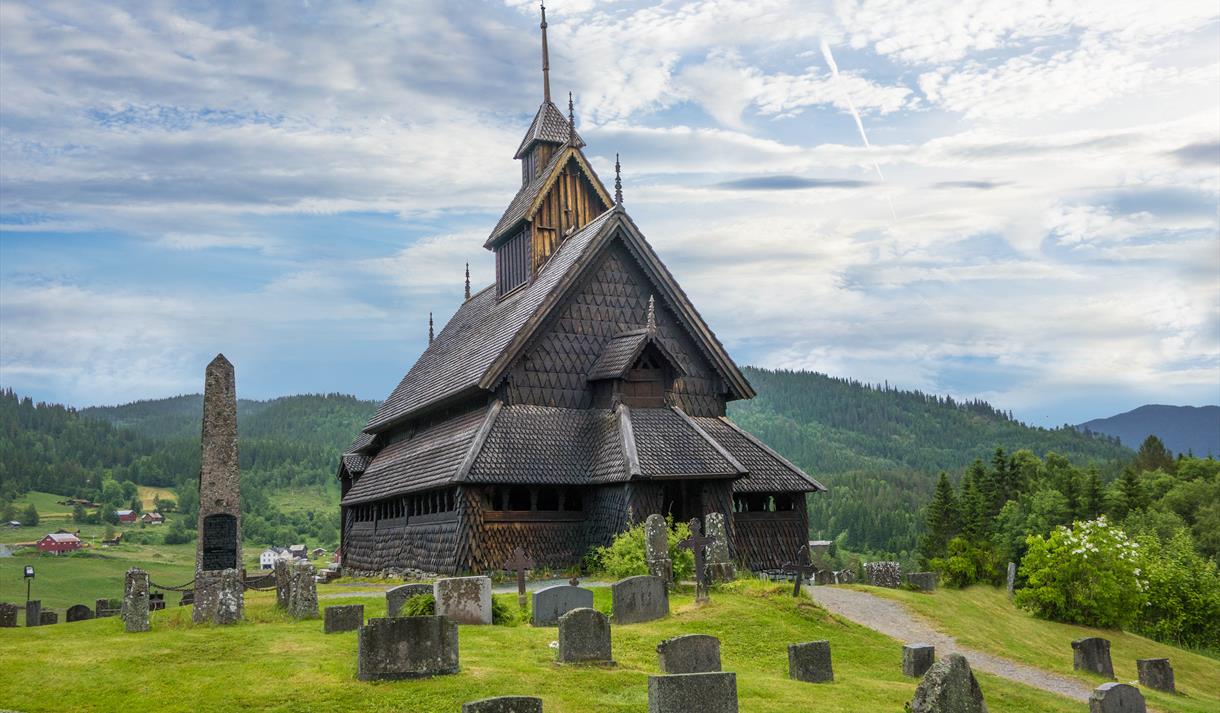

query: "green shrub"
xmin=491 ymin=594 xmax=525 ymax=626
xmin=400 ymin=593 xmax=435 ymax=616
xmin=930 ymin=536 xmax=1001 ymax=588
xmin=1134 ymin=529 xmax=1220 ymax=648
xmin=589 ymin=517 xmax=695 ymax=582
xmin=1016 ymin=516 xmax=1147 ymax=628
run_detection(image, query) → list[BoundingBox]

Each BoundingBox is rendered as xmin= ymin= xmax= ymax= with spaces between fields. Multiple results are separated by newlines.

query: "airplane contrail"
xmin=820 ymin=37 xmax=895 ymax=219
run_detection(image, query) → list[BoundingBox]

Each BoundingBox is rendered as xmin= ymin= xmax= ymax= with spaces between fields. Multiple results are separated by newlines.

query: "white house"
xmin=259 ymin=547 xmax=291 ymax=570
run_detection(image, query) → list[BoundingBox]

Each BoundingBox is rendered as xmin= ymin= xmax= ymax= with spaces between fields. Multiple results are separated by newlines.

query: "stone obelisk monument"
xmin=193 ymin=354 xmax=244 ymax=624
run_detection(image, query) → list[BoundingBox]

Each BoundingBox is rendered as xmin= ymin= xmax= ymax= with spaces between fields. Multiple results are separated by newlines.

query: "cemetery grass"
xmin=863 ymin=584 xmax=1220 ymax=713
xmin=0 ymin=581 xmax=1083 ymax=713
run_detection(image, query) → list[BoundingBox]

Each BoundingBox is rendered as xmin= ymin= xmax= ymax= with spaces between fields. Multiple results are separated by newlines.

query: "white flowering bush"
xmin=1015 ymin=516 xmax=1148 ymax=628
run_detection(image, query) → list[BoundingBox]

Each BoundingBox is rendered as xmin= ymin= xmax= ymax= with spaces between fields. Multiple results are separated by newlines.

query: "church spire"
xmin=464 ymin=262 xmax=471 ymax=300
xmin=567 ymin=91 xmax=575 ymax=147
xmin=614 ymin=153 xmax=623 ymax=206
xmin=540 ymin=3 xmax=551 ymax=103
xmin=428 ymin=312 xmax=434 ymax=344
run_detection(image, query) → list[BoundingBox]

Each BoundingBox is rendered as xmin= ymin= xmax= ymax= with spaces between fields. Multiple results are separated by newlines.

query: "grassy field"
xmin=864 ymin=585 xmax=1220 ymax=713
xmin=0 ymin=582 xmax=1085 ymax=713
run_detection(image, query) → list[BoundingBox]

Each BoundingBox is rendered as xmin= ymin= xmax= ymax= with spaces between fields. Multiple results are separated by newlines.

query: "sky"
xmin=1 ymin=0 xmax=1218 ymax=427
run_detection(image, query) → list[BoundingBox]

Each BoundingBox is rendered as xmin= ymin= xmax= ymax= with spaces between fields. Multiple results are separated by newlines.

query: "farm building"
xmin=37 ymin=533 xmax=81 ymax=554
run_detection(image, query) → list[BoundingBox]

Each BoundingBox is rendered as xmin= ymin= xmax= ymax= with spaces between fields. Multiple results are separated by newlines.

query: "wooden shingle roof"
xmin=693 ymin=416 xmax=826 ymax=493
xmin=464 ymin=404 xmax=626 ymax=484
xmin=514 ymin=101 xmax=585 ymax=159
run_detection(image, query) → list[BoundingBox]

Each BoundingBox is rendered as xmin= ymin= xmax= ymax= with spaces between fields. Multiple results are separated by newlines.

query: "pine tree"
xmin=22 ymin=503 xmax=38 ymax=526
xmin=1132 ymin=434 xmax=1175 ymax=474
xmin=919 ymin=472 xmax=959 ymax=564
xmin=1118 ymin=467 xmax=1145 ymax=517
xmin=1083 ymin=471 xmax=1104 ymax=519
xmin=959 ymin=469 xmax=990 ymax=541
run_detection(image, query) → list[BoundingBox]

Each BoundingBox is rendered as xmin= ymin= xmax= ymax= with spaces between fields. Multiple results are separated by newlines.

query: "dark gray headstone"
xmin=647 ymin=672 xmax=738 ymax=713
xmin=704 ymin=512 xmax=734 ymax=583
xmin=611 ymin=575 xmax=668 ymax=625
xmin=0 ymin=602 xmax=17 ymax=627
xmin=356 ymin=616 xmax=459 ymax=680
xmin=387 ymin=583 xmax=432 ymax=617
xmin=1136 ymin=658 xmax=1174 ymax=693
xmin=788 ymin=640 xmax=833 ymax=683
xmin=903 ymin=643 xmax=935 ymax=677
xmin=461 ymin=697 xmax=543 ymax=713
xmin=39 ymin=610 xmax=58 ymax=625
xmin=123 ymin=568 xmax=150 ymax=632
xmin=1006 ymin=561 xmax=1017 ymax=597
xmin=25 ymin=599 xmax=41 ymax=627
xmin=274 ymin=558 xmax=291 ymax=609
xmin=324 ymin=604 xmax=363 ymax=633
xmin=531 ymin=584 xmax=593 ymax=626
xmin=909 ymin=653 xmax=987 ymax=713
xmin=905 ymin=572 xmax=938 ymax=591
xmin=657 ymin=634 xmax=721 ymax=674
xmin=434 ymin=576 xmax=492 ymax=625
xmin=95 ymin=598 xmax=120 ymax=618
xmin=865 ymin=561 xmax=902 ymax=588
xmin=196 ymin=354 xmax=242 ymax=575
xmin=288 ymin=561 xmax=318 ymax=619
xmin=645 ymin=514 xmax=672 ymax=585
xmin=66 ymin=604 xmax=94 ymax=622
xmin=193 ymin=567 xmax=243 ymax=625
xmin=557 ymin=608 xmax=612 ymax=664
xmin=1073 ymin=637 xmax=1115 ymax=678
xmin=1089 ymin=683 xmax=1146 ymax=713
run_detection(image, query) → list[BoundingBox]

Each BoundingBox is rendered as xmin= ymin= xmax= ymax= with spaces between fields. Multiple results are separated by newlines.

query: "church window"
xmin=536 ymin=488 xmax=560 ymax=511
xmin=496 ymin=228 xmax=531 ymax=296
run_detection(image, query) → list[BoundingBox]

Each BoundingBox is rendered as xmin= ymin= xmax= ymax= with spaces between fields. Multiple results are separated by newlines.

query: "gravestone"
xmin=26 ymin=599 xmax=41 ymax=627
xmin=287 ymin=561 xmax=318 ymax=619
xmin=505 ymin=547 xmax=535 ymax=608
xmin=122 ymin=568 xmax=150 ymax=632
xmin=66 ymin=604 xmax=94 ymax=622
xmin=461 ymin=697 xmax=543 ymax=713
xmin=387 ymin=583 xmax=432 ymax=617
xmin=1073 ymin=637 xmax=1115 ymax=678
xmin=95 ymin=598 xmax=120 ymax=618
xmin=645 ymin=514 xmax=673 ymax=585
xmin=781 ymin=545 xmax=816 ymax=597
xmin=704 ymin=512 xmax=734 ymax=583
xmin=788 ymin=640 xmax=834 ymax=683
xmin=1089 ymin=683 xmax=1146 ymax=713
xmin=149 ymin=592 xmax=166 ymax=611
xmin=865 ymin=561 xmax=902 ymax=588
xmin=657 ymin=634 xmax=721 ymax=674
xmin=557 ymin=608 xmax=613 ymax=664
xmin=179 ymin=590 xmax=194 ymax=606
xmin=39 ymin=610 xmax=58 ymax=625
xmin=0 ymin=602 xmax=17 ymax=627
xmin=679 ymin=519 xmax=715 ymax=602
xmin=647 ymin=672 xmax=738 ymax=713
xmin=903 ymin=643 xmax=936 ymax=677
xmin=356 ymin=616 xmax=460 ymax=680
xmin=531 ymin=584 xmax=592 ymax=626
xmin=1136 ymin=658 xmax=1174 ymax=693
xmin=909 ymin=654 xmax=987 ymax=713
xmin=434 ymin=576 xmax=492 ymax=625
xmin=324 ymin=604 xmax=363 ymax=633
xmin=611 ymin=575 xmax=668 ymax=624
xmin=1006 ymin=561 xmax=1017 ymax=597
xmin=192 ymin=568 xmax=243 ymax=625
xmin=906 ymin=572 xmax=938 ymax=591
xmin=274 ymin=558 xmax=291 ymax=608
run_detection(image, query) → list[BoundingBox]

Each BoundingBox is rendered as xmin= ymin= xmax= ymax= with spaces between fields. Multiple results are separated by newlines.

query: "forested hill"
xmin=1078 ymin=404 xmax=1220 ymax=456
xmin=728 ymin=368 xmax=1133 ymax=557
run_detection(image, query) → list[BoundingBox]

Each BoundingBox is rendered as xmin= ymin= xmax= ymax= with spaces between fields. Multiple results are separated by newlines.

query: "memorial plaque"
xmin=202 ymin=513 xmax=238 ymax=571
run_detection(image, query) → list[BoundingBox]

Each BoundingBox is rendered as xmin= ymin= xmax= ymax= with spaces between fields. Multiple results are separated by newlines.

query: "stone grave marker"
xmin=123 ymin=568 xmax=150 ymax=633
xmin=905 ymin=572 xmax=938 ymax=591
xmin=193 ymin=568 xmax=243 ymax=625
xmin=909 ymin=654 xmax=987 ymax=713
xmin=557 ymin=608 xmax=613 ymax=664
xmin=704 ymin=512 xmax=734 ymax=583
xmin=461 ymin=697 xmax=543 ymax=713
xmin=1073 ymin=637 xmax=1115 ymax=678
xmin=1089 ymin=682 xmax=1146 ymax=713
xmin=531 ymin=584 xmax=592 ymax=627
xmin=505 ymin=547 xmax=535 ymax=609
xmin=679 ymin=518 xmax=715 ymax=602
xmin=387 ymin=583 xmax=433 ymax=617
xmin=196 ymin=354 xmax=242 ymax=575
xmin=781 ymin=545 xmax=815 ymax=597
xmin=95 ymin=598 xmax=119 ymax=618
xmin=274 ymin=558 xmax=291 ymax=609
xmin=903 ymin=643 xmax=935 ymax=677
xmin=288 ymin=561 xmax=319 ymax=619
xmin=356 ymin=616 xmax=459 ymax=680
xmin=647 ymin=672 xmax=738 ymax=713
xmin=149 ymin=592 xmax=166 ymax=611
xmin=611 ymin=575 xmax=668 ymax=624
xmin=66 ymin=604 xmax=94 ymax=622
xmin=1136 ymin=658 xmax=1174 ymax=693
xmin=25 ymin=599 xmax=41 ymax=627
xmin=179 ymin=590 xmax=194 ymax=607
xmin=0 ymin=602 xmax=17 ymax=627
xmin=657 ymin=634 xmax=721 ymax=674
xmin=865 ymin=561 xmax=902 ymax=588
xmin=39 ymin=610 xmax=58 ymax=625
xmin=788 ymin=640 xmax=833 ymax=683
xmin=434 ymin=576 xmax=492 ymax=625
xmin=324 ymin=604 xmax=363 ymax=633
xmin=1006 ymin=561 xmax=1017 ymax=597
xmin=645 ymin=513 xmax=672 ymax=586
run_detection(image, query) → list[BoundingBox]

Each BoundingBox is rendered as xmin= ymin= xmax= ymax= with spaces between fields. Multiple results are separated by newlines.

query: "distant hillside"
xmin=1078 ymin=404 xmax=1220 ymax=456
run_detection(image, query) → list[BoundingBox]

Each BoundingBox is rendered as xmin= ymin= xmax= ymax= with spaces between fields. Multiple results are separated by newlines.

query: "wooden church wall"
xmin=341 ymin=489 xmax=471 ymax=575
xmin=463 ymin=485 xmax=591 ymax=572
xmin=532 ymin=157 xmax=608 ymax=270
xmin=501 ymin=241 xmax=725 ymax=416
xmin=732 ymin=505 xmax=809 ymax=570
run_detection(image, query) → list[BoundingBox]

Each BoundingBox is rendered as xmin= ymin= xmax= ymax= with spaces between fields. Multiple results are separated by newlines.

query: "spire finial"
xmin=567 ymin=91 xmax=575 ymax=147
xmin=428 ymin=312 xmax=434 ymax=344
xmin=540 ymin=3 xmax=551 ymax=103
xmin=647 ymin=295 xmax=656 ymax=331
xmin=464 ymin=262 xmax=471 ymax=300
xmin=614 ymin=153 xmax=623 ymax=205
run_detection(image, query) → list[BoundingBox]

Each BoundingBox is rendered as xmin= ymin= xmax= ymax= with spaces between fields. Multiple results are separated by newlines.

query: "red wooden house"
xmin=37 ymin=533 xmax=81 ymax=554
xmin=115 ymin=510 xmax=137 ymax=523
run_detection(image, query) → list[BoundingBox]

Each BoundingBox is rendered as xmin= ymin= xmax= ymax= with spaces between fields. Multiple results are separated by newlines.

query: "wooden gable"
xmin=527 ymin=148 xmax=613 ymax=272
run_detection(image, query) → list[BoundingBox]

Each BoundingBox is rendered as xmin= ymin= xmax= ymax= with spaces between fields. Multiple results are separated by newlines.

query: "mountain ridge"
xmin=1078 ymin=404 xmax=1220 ymax=456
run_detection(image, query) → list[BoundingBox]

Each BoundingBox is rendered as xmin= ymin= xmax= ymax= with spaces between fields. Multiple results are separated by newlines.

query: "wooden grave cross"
xmin=679 ymin=518 xmax=715 ymax=602
xmin=505 ymin=546 xmax=535 ymax=608
xmin=781 ymin=545 xmax=816 ymax=597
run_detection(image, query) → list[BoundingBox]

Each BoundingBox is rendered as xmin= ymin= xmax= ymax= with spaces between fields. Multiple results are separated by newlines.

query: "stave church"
xmin=337 ymin=7 xmax=824 ymax=575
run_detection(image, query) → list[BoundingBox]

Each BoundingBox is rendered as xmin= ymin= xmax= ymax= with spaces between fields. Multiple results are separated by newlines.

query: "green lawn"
xmin=0 ymin=582 xmax=1082 ymax=713
xmin=863 ymin=585 xmax=1220 ymax=713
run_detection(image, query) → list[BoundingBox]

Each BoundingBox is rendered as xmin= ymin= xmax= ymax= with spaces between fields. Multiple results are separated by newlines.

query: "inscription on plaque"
xmin=202 ymin=514 xmax=237 ymax=571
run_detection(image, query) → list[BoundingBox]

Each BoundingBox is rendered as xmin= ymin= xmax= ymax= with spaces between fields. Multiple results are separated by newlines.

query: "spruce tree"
xmin=919 ymin=472 xmax=959 ymax=564
xmin=1118 ymin=467 xmax=1145 ymax=517
xmin=1132 ymin=434 xmax=1175 ymax=474
xmin=959 ymin=469 xmax=990 ymax=541
xmin=1083 ymin=471 xmax=1104 ymax=519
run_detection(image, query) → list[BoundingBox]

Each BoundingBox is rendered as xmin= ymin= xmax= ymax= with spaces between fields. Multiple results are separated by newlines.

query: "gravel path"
xmin=805 ymin=585 xmax=1095 ymax=702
